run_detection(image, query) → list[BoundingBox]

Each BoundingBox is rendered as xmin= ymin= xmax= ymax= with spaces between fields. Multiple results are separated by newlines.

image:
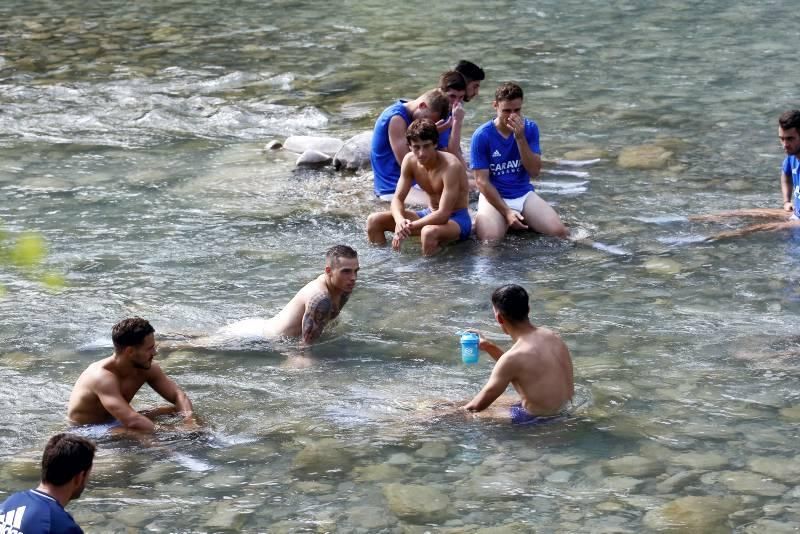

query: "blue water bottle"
xmin=460 ymin=332 xmax=480 ymax=364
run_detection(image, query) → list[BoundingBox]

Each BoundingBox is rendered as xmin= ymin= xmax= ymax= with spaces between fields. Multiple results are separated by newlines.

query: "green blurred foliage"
xmin=0 ymin=225 xmax=66 ymax=295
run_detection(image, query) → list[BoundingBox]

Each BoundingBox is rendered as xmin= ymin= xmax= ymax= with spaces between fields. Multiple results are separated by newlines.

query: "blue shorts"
xmin=415 ymin=207 xmax=472 ymax=241
xmin=71 ymin=419 xmax=123 ymax=438
xmin=510 ymin=403 xmax=567 ymax=426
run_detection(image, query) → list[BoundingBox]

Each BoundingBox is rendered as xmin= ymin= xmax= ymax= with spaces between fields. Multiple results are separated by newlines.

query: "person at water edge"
xmin=692 ymin=110 xmax=800 ymax=240
xmin=470 ymin=82 xmax=568 ymax=241
xmin=370 ymin=88 xmax=450 ymax=204
xmin=367 ymin=119 xmax=471 ymax=256
xmin=0 ymin=433 xmax=95 ymax=533
xmin=67 ymin=317 xmax=194 ymax=432
xmin=216 ymin=245 xmax=359 ymax=345
xmin=463 ymin=284 xmax=574 ymax=424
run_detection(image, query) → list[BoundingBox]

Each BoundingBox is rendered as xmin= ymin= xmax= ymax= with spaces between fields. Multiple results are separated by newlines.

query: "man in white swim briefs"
xmin=470 ymin=82 xmax=568 ymax=241
xmin=68 ymin=317 xmax=195 ymax=432
xmin=463 ymin=284 xmax=574 ymax=425
xmin=219 ymin=245 xmax=359 ymax=345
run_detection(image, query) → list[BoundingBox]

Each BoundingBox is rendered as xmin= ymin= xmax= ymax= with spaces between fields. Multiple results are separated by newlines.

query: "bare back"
xmin=496 ymin=326 xmax=574 ymax=415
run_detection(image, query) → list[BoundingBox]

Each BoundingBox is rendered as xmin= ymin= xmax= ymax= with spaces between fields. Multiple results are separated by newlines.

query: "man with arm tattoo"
xmin=210 ymin=245 xmax=359 ymax=345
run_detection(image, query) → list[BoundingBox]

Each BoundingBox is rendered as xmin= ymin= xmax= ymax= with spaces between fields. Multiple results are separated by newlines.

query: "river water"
xmin=2 ymin=1 xmax=800 ymax=532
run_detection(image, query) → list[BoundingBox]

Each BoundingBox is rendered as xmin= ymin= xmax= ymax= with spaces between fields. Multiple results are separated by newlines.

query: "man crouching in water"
xmin=463 ymin=284 xmax=574 ymax=424
xmin=68 ymin=317 xmax=195 ymax=432
xmin=216 ymin=245 xmax=359 ymax=345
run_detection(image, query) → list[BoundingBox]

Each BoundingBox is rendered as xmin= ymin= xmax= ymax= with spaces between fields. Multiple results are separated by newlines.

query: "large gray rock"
xmin=283 ymin=135 xmax=343 ymax=156
xmin=642 ymin=496 xmax=740 ymax=533
xmin=383 ymin=483 xmax=451 ymax=523
xmin=296 ymin=149 xmax=332 ymax=166
xmin=292 ymin=438 xmax=353 ymax=476
xmin=333 ymin=131 xmax=373 ymax=171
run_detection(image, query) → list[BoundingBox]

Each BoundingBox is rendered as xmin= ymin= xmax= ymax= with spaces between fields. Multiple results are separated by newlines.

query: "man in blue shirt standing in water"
xmin=370 ymin=88 xmax=450 ymax=204
xmin=0 ymin=433 xmax=96 ymax=533
xmin=470 ymin=82 xmax=568 ymax=241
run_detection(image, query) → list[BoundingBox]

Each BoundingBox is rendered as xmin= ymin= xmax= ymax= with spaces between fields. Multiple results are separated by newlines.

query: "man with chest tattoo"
xmin=213 ymin=245 xmax=359 ymax=345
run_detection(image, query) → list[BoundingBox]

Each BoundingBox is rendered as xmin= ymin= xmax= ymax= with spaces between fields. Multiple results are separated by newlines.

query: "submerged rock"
xmin=718 ymin=470 xmax=787 ymax=496
xmin=617 ymin=144 xmax=673 ymax=170
xmin=283 ymin=135 xmax=343 ymax=156
xmin=670 ymin=451 xmax=729 ymax=470
xmin=264 ymin=140 xmax=282 ymax=150
xmin=333 ymin=131 xmax=373 ymax=171
xmin=603 ymin=455 xmax=663 ymax=477
xmin=383 ymin=483 xmax=451 ymax=523
xmin=292 ymin=438 xmax=353 ymax=476
xmin=642 ymin=495 xmax=739 ymax=533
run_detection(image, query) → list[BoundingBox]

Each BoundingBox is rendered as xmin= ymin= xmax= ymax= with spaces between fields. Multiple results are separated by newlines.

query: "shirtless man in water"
xmin=215 ymin=245 xmax=359 ymax=345
xmin=366 ymin=119 xmax=471 ymax=255
xmin=68 ymin=317 xmax=194 ymax=432
xmin=463 ymin=284 xmax=574 ymax=424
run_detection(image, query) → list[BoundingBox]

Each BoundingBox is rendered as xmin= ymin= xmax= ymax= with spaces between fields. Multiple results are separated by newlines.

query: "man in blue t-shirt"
xmin=370 ymin=88 xmax=450 ymax=204
xmin=780 ymin=109 xmax=800 ymax=220
xmin=470 ymin=82 xmax=568 ymax=241
xmin=0 ymin=433 xmax=95 ymax=533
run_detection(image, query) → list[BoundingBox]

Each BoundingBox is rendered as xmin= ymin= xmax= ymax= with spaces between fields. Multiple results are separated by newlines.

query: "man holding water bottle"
xmin=463 ymin=284 xmax=574 ymax=424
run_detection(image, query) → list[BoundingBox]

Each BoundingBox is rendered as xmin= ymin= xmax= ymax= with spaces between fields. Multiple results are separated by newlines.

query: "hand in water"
xmin=505 ymin=210 xmax=528 ymax=230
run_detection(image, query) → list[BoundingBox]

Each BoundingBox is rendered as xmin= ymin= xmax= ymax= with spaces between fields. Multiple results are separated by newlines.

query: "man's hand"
xmin=505 ymin=210 xmax=528 ymax=230
xmin=784 ymin=201 xmax=794 ymax=212
xmin=436 ymin=116 xmax=453 ymax=133
xmin=507 ymin=113 xmax=526 ymax=138
xmin=451 ymin=100 xmax=465 ymax=123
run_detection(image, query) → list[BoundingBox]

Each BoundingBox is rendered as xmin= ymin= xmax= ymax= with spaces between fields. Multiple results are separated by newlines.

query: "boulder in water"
xmin=333 ymin=131 xmax=373 ymax=171
xmin=283 ymin=135 xmax=343 ymax=156
xmin=296 ymin=149 xmax=332 ymax=166
xmin=617 ymin=144 xmax=673 ymax=169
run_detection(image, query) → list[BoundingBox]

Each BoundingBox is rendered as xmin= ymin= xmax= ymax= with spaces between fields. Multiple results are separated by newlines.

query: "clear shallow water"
xmin=2 ymin=1 xmax=800 ymax=532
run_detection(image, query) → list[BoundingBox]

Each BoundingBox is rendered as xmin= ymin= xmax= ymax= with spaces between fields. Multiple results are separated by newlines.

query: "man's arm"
xmin=301 ymin=291 xmax=333 ymax=344
xmin=447 ymin=102 xmax=465 ymax=164
xmin=390 ymin=155 xmax=416 ymax=248
xmin=388 ymin=115 xmax=410 ymax=166
xmin=475 ymin=168 xmax=527 ymax=230
xmin=147 ymin=363 xmax=194 ymax=418
xmin=781 ymin=171 xmax=794 ymax=212
xmin=94 ymin=375 xmax=156 ymax=431
xmin=409 ymin=161 xmax=463 ymax=230
xmin=463 ymin=357 xmax=515 ymax=412
xmin=509 ymin=115 xmax=541 ymax=178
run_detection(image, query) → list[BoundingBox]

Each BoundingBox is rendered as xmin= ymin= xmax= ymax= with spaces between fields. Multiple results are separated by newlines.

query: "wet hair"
xmin=779 ymin=110 xmax=800 ymax=132
xmin=491 ymin=284 xmax=530 ymax=323
xmin=41 ymin=433 xmax=96 ymax=486
xmin=325 ymin=244 xmax=357 ymax=268
xmin=455 ymin=60 xmax=485 ymax=82
xmin=494 ymin=82 xmax=524 ymax=103
xmin=421 ymin=88 xmax=451 ymax=122
xmin=111 ymin=317 xmax=155 ymax=350
xmin=406 ymin=118 xmax=439 ymax=146
xmin=438 ymin=70 xmax=467 ymax=93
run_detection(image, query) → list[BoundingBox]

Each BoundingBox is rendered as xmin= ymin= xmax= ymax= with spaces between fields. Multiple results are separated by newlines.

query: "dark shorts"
xmin=510 ymin=402 xmax=568 ymax=426
xmin=415 ymin=207 xmax=472 ymax=241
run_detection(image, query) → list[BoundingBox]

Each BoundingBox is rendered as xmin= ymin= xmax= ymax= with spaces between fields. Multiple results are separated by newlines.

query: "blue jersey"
xmin=0 ymin=490 xmax=82 ymax=534
xmin=370 ymin=101 xmax=411 ymax=196
xmin=470 ymin=118 xmax=541 ymax=199
xmin=782 ymin=155 xmax=800 ymax=218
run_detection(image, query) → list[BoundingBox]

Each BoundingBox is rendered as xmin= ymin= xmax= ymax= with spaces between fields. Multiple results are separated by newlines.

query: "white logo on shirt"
xmin=1 ymin=505 xmax=26 ymax=532
xmin=491 ymin=150 xmax=501 ymax=158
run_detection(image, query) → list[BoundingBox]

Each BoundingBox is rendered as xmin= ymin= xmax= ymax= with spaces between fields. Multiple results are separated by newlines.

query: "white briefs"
xmin=478 ymin=191 xmax=534 ymax=213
